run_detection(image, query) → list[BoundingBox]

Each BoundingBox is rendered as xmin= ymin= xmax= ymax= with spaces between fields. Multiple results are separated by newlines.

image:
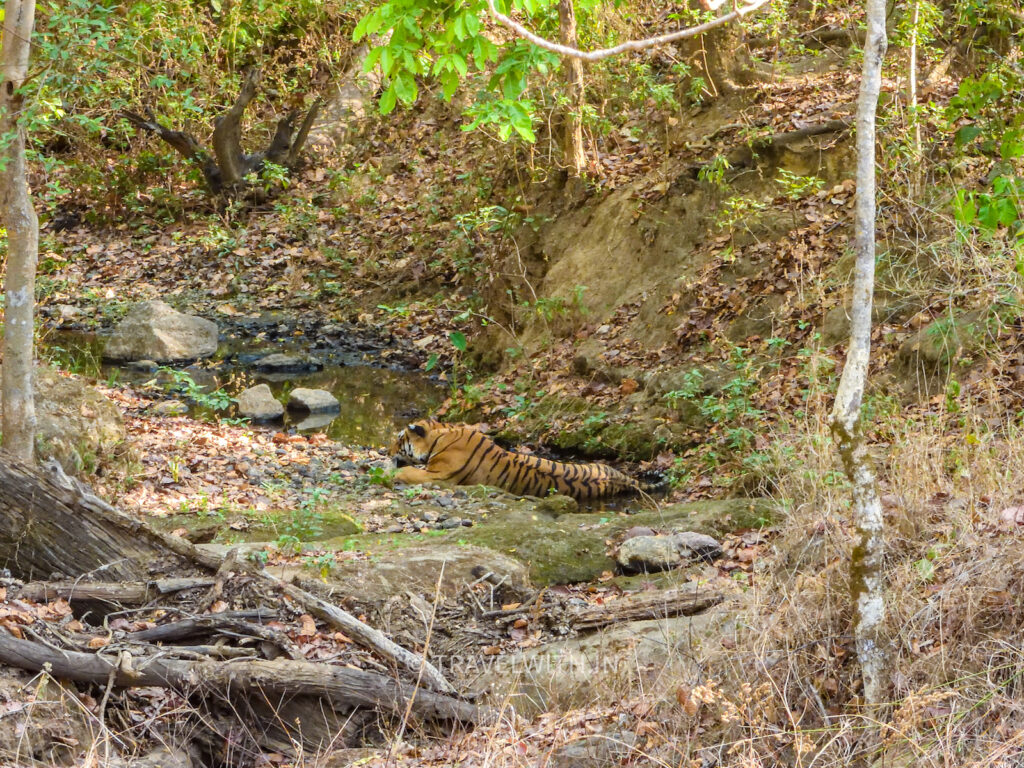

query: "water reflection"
xmin=40 ymin=330 xmax=444 ymax=448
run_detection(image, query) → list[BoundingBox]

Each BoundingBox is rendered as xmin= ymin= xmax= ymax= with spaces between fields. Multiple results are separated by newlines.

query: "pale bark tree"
xmin=557 ymin=0 xmax=585 ymax=174
xmin=828 ymin=0 xmax=889 ymax=707
xmin=486 ymin=0 xmax=891 ymax=707
xmin=0 ymin=0 xmax=39 ymax=463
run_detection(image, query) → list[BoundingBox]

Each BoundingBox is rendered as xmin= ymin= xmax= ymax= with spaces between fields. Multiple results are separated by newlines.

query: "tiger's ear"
xmin=409 ymin=423 xmax=427 ymax=437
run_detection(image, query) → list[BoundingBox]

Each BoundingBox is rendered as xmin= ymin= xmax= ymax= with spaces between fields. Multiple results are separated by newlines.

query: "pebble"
xmin=420 ymin=511 xmax=439 ymax=522
xmin=440 ymin=518 xmax=463 ymax=529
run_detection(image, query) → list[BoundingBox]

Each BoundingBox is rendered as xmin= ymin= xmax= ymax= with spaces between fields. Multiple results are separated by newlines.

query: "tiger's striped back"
xmin=390 ymin=419 xmax=646 ymax=501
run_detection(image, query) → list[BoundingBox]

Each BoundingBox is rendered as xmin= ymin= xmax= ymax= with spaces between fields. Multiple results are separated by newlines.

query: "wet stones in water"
xmin=253 ymin=353 xmax=324 ymax=374
xmin=126 ymin=359 xmax=159 ymax=373
xmin=104 ymin=300 xmax=219 ymax=363
xmin=616 ymin=532 xmax=722 ymax=574
xmin=237 ymin=384 xmax=284 ymax=420
xmin=287 ymin=388 xmax=340 ymax=414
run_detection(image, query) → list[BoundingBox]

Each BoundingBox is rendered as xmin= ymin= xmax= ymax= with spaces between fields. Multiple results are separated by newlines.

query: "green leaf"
xmin=425 ymin=353 xmax=439 ymax=371
xmin=449 ymin=331 xmax=468 ymax=352
xmin=394 ymin=71 xmax=418 ymax=104
xmin=513 ymin=122 xmax=536 ymax=142
xmin=379 ymin=85 xmax=398 ymax=114
xmin=954 ymin=124 xmax=983 ymax=148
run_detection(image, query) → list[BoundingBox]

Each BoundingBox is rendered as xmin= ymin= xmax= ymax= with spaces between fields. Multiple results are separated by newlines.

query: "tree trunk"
xmin=829 ymin=0 xmax=888 ymax=709
xmin=0 ymin=459 xmax=191 ymax=581
xmin=0 ymin=0 xmax=39 ymax=463
xmin=558 ymin=0 xmax=586 ymax=175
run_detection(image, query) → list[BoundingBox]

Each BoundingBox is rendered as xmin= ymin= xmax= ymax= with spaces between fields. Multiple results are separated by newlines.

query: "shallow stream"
xmin=41 ymin=329 xmax=444 ymax=449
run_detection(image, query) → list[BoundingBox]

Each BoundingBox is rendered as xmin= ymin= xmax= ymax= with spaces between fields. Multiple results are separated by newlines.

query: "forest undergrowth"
xmin=8 ymin=0 xmax=1024 ymax=765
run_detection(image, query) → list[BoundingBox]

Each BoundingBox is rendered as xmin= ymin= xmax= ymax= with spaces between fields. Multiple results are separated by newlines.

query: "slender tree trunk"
xmin=829 ymin=0 xmax=888 ymax=708
xmin=558 ymin=0 xmax=585 ymax=175
xmin=907 ymin=0 xmax=921 ymax=195
xmin=0 ymin=0 xmax=38 ymax=463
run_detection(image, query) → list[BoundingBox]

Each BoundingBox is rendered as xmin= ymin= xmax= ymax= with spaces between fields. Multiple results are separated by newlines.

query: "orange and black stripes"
xmin=389 ymin=419 xmax=647 ymax=501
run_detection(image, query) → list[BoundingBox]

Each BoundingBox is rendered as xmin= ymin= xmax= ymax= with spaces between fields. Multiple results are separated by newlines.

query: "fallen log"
xmin=17 ymin=578 xmax=216 ymax=605
xmin=262 ymin=572 xmax=458 ymax=696
xmin=569 ymin=585 xmax=724 ymax=631
xmin=0 ymin=460 xmax=461 ymax=696
xmin=0 ymin=629 xmax=479 ymax=723
xmin=129 ymin=615 xmax=305 ymax=660
xmin=0 ymin=459 xmax=189 ymax=581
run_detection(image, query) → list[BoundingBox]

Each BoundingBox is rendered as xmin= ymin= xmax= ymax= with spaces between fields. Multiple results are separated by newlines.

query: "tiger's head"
xmin=389 ymin=419 xmax=436 ymax=467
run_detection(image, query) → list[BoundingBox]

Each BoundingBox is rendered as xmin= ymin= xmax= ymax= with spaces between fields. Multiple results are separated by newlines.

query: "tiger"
xmin=389 ymin=419 xmax=659 ymax=501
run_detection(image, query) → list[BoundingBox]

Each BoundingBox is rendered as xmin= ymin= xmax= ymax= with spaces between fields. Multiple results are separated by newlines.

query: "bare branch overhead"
xmin=484 ymin=0 xmax=775 ymax=62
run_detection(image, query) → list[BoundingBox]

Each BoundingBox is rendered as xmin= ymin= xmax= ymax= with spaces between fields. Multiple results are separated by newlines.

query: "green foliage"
xmin=698 ymin=156 xmax=731 ymax=189
xmin=948 ymin=67 xmax=1024 ymax=245
xmin=355 ymin=0 xmax=563 ymax=141
xmin=159 ymin=368 xmax=235 ymax=413
xmin=30 ymin=0 xmax=344 ymax=212
xmin=776 ymin=169 xmax=824 ymax=200
xmin=367 ymin=466 xmax=395 ymax=486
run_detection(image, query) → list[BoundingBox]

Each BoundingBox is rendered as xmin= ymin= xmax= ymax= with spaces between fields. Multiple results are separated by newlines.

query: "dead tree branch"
xmin=0 ymin=629 xmax=479 ymax=723
xmin=122 ymin=69 xmax=320 ymax=197
xmin=484 ymin=0 xmax=773 ymax=62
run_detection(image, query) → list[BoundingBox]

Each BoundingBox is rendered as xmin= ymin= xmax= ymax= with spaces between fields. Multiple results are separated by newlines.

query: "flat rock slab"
xmin=104 ymin=300 xmax=218 ymax=363
xmin=288 ymin=388 xmax=340 ymax=413
xmin=253 ymin=353 xmax=323 ymax=373
xmin=318 ymin=544 xmax=530 ymax=606
xmin=237 ymin=384 xmax=284 ymax=420
xmin=472 ymin=608 xmax=734 ymax=717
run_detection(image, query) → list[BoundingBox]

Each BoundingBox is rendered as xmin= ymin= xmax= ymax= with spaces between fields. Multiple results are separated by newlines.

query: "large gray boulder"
xmin=0 ymin=366 xmax=126 ymax=474
xmin=104 ymin=300 xmax=218 ymax=363
xmin=237 ymin=384 xmax=284 ymax=420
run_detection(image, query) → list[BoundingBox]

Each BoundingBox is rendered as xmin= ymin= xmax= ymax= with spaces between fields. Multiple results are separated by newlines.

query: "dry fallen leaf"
xmin=298 ymin=614 xmax=317 ymax=636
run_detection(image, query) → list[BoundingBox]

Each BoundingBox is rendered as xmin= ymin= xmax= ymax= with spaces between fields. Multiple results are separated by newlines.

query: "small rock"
xmin=237 ymin=384 xmax=284 ymax=420
xmin=152 ymin=400 xmax=189 ymax=417
xmin=536 ymin=494 xmax=579 ymax=515
xmin=253 ymin=353 xmax=323 ymax=373
xmin=671 ymin=531 xmax=723 ymax=562
xmin=549 ymin=732 xmax=639 ymax=768
xmin=617 ymin=532 xmax=723 ymax=573
xmin=384 ymin=525 xmax=404 ymax=534
xmin=999 ymin=506 xmax=1024 ymax=525
xmin=420 ymin=511 xmax=439 ymax=522
xmin=623 ymin=526 xmax=657 ymax=540
xmin=126 ymin=359 xmax=159 ymax=373
xmin=287 ymin=387 xmax=340 ymax=413
xmin=440 ymin=518 xmax=464 ymax=529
